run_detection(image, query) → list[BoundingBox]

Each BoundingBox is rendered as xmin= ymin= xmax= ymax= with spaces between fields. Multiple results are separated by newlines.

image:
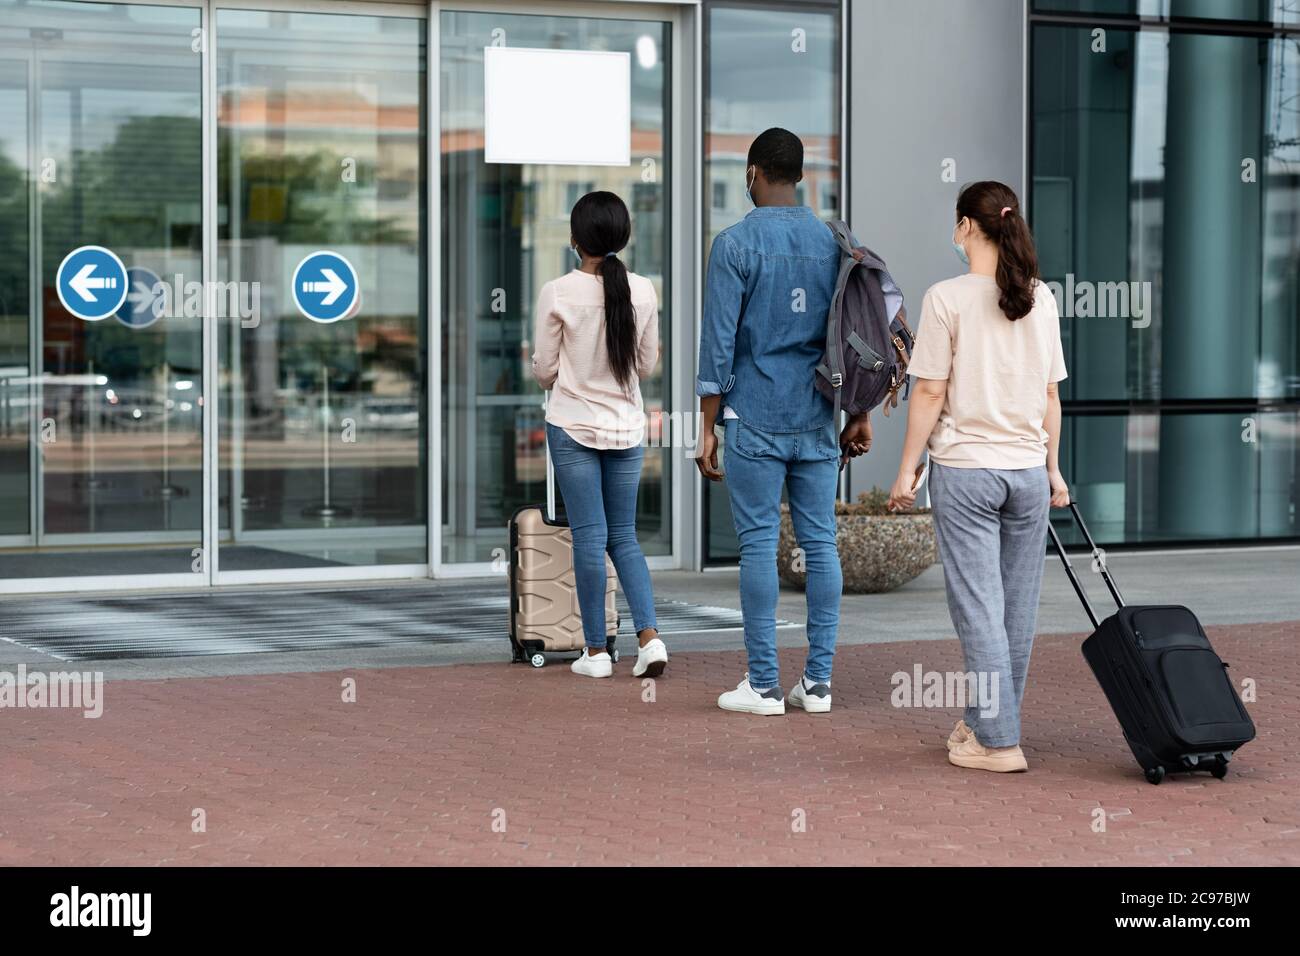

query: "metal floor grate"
xmin=0 ymin=586 xmax=787 ymax=662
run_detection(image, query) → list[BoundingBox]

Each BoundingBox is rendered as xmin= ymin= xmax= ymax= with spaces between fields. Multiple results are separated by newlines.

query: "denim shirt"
xmin=696 ymin=206 xmax=841 ymax=433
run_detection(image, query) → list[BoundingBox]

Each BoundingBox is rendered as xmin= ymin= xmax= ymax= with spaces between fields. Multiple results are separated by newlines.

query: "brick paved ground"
xmin=1 ymin=621 xmax=1295 ymax=866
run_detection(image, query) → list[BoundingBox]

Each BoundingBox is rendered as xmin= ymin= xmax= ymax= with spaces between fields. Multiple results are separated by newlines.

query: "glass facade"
xmin=9 ymin=0 xmax=1282 ymax=592
xmin=701 ymin=0 xmax=842 ymax=563
xmin=1032 ymin=0 xmax=1300 ymax=26
xmin=0 ymin=0 xmax=684 ymax=588
xmin=1031 ymin=5 xmax=1300 ymax=544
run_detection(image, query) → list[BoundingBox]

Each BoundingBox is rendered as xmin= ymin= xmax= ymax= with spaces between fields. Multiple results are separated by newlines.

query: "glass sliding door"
xmin=215 ymin=7 xmax=427 ymax=575
xmin=0 ymin=0 xmax=204 ymax=584
xmin=439 ymin=7 xmax=674 ymax=566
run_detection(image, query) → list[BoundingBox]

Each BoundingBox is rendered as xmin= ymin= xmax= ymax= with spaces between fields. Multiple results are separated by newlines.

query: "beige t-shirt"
xmin=907 ymin=274 xmax=1067 ymax=470
xmin=531 ymin=269 xmax=659 ymax=449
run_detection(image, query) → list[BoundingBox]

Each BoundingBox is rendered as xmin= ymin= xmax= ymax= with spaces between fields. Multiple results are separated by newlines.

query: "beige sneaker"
xmin=946 ymin=719 xmax=973 ymax=752
xmin=947 ymin=735 xmax=1029 ymax=772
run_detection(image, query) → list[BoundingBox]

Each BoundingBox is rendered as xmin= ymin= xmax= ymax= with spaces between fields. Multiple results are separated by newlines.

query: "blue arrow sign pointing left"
xmin=56 ymin=245 xmax=128 ymax=322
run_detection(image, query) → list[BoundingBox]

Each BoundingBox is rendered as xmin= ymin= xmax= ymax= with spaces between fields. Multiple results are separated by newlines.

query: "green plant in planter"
xmin=779 ymin=487 xmax=936 ymax=594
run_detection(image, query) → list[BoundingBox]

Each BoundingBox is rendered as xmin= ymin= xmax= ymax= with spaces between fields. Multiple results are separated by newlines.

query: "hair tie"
xmin=604 ymin=251 xmax=618 ymax=258
xmin=1000 ymin=206 xmax=1013 ymax=218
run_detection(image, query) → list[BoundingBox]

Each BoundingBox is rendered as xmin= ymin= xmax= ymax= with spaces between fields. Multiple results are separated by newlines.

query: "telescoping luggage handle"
xmin=543 ymin=398 xmax=557 ymax=521
xmin=1046 ymin=499 xmax=1126 ymax=630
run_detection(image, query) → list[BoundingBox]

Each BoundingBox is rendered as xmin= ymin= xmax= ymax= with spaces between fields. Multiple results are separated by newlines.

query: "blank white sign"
xmin=484 ymin=46 xmax=630 ymax=166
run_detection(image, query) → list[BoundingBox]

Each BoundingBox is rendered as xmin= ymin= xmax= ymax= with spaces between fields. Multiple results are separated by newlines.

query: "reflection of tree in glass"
xmin=221 ymin=142 xmax=422 ymax=416
xmin=39 ymin=114 xmax=203 ymax=386
xmin=0 ymin=149 xmax=29 ymax=363
xmin=226 ymin=147 xmax=414 ymax=245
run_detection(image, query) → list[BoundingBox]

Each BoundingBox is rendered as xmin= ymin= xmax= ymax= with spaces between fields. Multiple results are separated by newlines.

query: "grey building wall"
xmin=845 ymin=0 xmax=1026 ymax=499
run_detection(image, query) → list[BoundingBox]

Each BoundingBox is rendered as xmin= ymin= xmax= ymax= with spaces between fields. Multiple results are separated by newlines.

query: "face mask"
xmin=571 ymin=245 xmax=582 ymax=264
xmin=952 ymin=221 xmax=970 ymax=266
xmin=745 ymin=166 xmax=756 ymax=207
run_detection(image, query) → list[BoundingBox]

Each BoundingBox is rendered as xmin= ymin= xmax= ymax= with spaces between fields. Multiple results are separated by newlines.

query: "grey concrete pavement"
xmin=661 ymin=544 xmax=1300 ymax=653
xmin=0 ymin=546 xmax=1295 ymax=682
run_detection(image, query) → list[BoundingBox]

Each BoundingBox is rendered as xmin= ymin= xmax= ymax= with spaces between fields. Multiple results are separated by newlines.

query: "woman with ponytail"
xmin=531 ymin=190 xmax=665 ymax=680
xmin=888 ymin=180 xmax=1070 ymax=772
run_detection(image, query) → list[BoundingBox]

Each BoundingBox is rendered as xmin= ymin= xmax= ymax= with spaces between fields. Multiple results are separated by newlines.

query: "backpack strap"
xmin=821 ymin=222 xmax=858 ymax=430
xmin=826 ymin=219 xmax=857 ymax=256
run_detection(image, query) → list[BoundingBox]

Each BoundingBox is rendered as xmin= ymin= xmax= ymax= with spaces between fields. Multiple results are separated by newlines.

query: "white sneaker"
xmin=717 ymin=674 xmax=785 ymax=715
xmin=571 ymin=648 xmax=613 ymax=678
xmin=788 ymin=675 xmax=832 ymax=714
xmin=631 ymin=638 xmax=668 ymax=678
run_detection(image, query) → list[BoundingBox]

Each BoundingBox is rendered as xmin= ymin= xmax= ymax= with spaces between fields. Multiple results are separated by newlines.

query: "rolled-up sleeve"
xmin=696 ymin=232 xmax=744 ymax=397
xmin=531 ymin=281 xmax=561 ymax=390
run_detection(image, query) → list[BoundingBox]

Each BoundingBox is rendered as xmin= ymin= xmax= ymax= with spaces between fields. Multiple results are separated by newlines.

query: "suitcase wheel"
xmin=1211 ymin=759 xmax=1229 ymax=780
xmin=1144 ymin=766 xmax=1165 ymax=785
xmin=529 ymin=653 xmax=546 ymax=669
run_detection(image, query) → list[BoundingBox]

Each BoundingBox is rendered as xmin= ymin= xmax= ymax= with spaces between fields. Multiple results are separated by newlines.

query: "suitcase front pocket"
xmin=1157 ymin=647 xmax=1248 ymax=730
xmin=1130 ymin=607 xmax=1207 ymax=650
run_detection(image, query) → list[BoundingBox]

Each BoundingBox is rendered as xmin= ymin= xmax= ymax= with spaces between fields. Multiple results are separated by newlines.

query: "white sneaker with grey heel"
xmin=632 ymin=638 xmax=668 ymax=678
xmin=717 ymin=675 xmax=786 ymax=715
xmin=788 ymin=675 xmax=832 ymax=713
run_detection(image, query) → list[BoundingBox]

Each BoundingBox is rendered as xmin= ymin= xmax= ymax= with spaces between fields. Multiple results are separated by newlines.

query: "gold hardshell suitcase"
xmin=507 ymin=429 xmax=618 ymax=667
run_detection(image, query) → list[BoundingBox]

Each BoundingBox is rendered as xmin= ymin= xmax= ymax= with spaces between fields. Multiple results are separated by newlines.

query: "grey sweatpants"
xmin=929 ymin=462 xmax=1051 ymax=748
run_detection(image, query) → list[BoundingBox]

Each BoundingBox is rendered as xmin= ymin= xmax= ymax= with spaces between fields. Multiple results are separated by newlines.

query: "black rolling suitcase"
xmin=1048 ymin=501 xmax=1255 ymax=784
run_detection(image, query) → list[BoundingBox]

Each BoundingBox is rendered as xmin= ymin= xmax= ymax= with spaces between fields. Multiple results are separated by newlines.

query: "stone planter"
xmin=777 ymin=505 xmax=936 ymax=594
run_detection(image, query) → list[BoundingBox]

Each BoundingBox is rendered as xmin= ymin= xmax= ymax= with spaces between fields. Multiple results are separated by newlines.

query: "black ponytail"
xmin=597 ymin=254 xmax=636 ymax=390
xmin=570 ymin=191 xmax=636 ymax=389
xmin=956 ymin=180 xmax=1040 ymax=321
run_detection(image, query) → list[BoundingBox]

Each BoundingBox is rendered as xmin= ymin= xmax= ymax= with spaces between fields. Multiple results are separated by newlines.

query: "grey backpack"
xmin=816 ymin=220 xmax=914 ymax=421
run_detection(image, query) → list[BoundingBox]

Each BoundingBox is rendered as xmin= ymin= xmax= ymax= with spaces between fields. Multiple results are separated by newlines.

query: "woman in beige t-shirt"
xmin=888 ymin=181 xmax=1070 ymax=774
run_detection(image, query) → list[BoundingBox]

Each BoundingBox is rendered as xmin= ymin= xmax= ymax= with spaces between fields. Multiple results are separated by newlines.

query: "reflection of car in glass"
xmin=282 ymin=399 xmax=318 ymax=434
xmin=98 ymin=384 xmax=202 ymax=432
xmin=363 ymin=399 xmax=420 ymax=432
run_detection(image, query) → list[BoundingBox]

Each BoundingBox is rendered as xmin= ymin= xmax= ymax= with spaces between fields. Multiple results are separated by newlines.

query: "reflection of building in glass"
xmin=1031 ymin=10 xmax=1300 ymax=545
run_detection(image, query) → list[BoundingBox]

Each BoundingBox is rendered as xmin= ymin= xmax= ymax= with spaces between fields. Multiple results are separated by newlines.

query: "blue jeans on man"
xmin=724 ymin=418 xmax=842 ymax=690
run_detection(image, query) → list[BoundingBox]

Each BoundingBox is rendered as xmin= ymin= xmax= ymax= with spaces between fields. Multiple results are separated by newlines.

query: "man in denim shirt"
xmin=697 ymin=128 xmax=872 ymax=716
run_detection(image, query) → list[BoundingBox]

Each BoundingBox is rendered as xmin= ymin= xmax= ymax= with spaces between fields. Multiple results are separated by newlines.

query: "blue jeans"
xmin=723 ymin=418 xmax=842 ymax=690
xmin=928 ymin=463 xmax=1051 ymax=748
xmin=546 ymin=423 xmax=657 ymax=650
